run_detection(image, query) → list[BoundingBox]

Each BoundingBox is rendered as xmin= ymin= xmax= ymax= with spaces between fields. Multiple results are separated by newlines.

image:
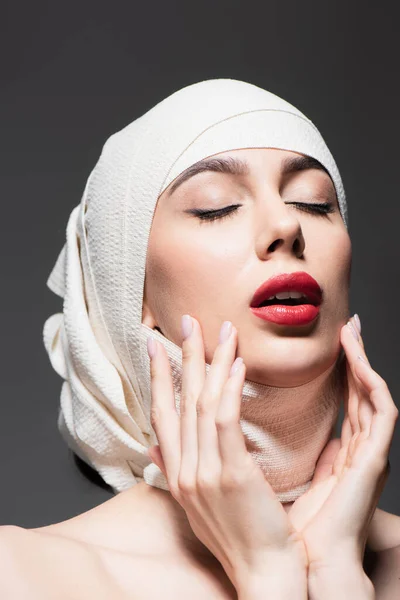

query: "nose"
xmin=255 ymin=196 xmax=305 ymax=260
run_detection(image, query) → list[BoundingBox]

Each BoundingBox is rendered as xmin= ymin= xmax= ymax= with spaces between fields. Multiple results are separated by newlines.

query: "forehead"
xmin=213 ymin=147 xmax=303 ymax=163
xmin=163 ymin=147 xmax=332 ymax=199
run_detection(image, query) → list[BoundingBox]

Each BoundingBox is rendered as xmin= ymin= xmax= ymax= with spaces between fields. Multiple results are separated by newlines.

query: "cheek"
xmin=145 ymin=225 xmax=247 ymax=349
xmin=328 ymin=230 xmax=352 ymax=283
xmin=312 ymin=222 xmax=351 ymax=273
xmin=148 ymin=229 xmax=242 ymax=303
xmin=317 ymin=229 xmax=352 ymax=315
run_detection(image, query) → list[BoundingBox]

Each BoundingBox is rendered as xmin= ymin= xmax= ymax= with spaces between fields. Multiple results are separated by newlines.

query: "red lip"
xmin=250 ymin=271 xmax=323 ymax=308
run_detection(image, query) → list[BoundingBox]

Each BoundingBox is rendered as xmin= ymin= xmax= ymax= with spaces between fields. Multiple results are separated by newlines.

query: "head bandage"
xmin=43 ymin=78 xmax=347 ymax=502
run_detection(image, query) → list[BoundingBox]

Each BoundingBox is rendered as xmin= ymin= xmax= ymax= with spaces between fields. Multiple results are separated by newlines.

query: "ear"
xmin=142 ymin=301 xmax=158 ymax=329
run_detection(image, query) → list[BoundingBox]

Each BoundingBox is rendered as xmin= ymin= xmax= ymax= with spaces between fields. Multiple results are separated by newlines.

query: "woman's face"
xmin=142 ymin=148 xmax=352 ymax=387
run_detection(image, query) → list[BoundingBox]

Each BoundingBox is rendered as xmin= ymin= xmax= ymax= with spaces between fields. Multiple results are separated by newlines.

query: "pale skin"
xmin=0 ymin=148 xmax=399 ymax=599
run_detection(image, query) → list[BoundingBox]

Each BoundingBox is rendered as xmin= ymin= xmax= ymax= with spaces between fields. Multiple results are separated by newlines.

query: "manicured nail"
xmin=181 ymin=314 xmax=193 ymax=340
xmin=354 ymin=313 xmax=361 ymax=335
xmin=230 ymin=357 xmax=243 ymax=377
xmin=347 ymin=320 xmax=359 ymax=341
xmin=147 ymin=337 xmax=157 ymax=359
xmin=219 ymin=321 xmax=233 ymax=344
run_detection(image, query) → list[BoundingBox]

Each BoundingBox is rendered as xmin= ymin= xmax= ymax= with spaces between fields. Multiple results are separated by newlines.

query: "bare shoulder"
xmin=367 ymin=508 xmax=400 ymax=552
xmin=0 ymin=525 xmax=124 ymax=600
xmin=0 ymin=525 xmax=236 ymax=600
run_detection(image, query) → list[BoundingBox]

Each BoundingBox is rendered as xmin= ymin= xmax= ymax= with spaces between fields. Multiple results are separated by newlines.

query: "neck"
xmin=142 ymin=320 xmax=344 ymax=502
xmin=121 ymin=480 xmax=223 ymax=564
xmin=236 ymin=357 xmax=342 ymax=500
xmin=133 ymin=352 xmax=344 ymax=563
xmin=120 ymin=477 xmax=296 ymax=568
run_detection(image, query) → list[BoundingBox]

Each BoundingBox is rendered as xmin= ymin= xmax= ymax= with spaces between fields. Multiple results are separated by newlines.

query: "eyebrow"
xmin=167 ymin=153 xmax=332 ymax=196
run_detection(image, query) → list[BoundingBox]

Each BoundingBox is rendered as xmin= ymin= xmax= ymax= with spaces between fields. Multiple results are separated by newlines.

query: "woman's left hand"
xmin=287 ymin=315 xmax=399 ymax=573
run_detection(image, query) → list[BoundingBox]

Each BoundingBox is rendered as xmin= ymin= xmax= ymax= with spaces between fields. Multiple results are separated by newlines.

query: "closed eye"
xmin=289 ymin=201 xmax=335 ymax=217
xmin=190 ymin=202 xmax=335 ymax=223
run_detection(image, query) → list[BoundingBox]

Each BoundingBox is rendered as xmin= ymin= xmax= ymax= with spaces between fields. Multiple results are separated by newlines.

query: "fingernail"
xmin=181 ymin=314 xmax=193 ymax=340
xmin=230 ymin=357 xmax=243 ymax=377
xmin=347 ymin=320 xmax=359 ymax=341
xmin=147 ymin=337 xmax=157 ymax=359
xmin=354 ymin=313 xmax=361 ymax=335
xmin=219 ymin=321 xmax=232 ymax=344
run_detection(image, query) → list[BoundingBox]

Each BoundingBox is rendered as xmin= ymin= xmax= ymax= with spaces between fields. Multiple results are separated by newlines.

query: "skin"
xmin=141 ymin=146 xmax=352 ymax=564
xmin=141 ymin=147 xmax=399 ymax=591
xmin=142 ymin=147 xmax=351 ymax=388
xmin=1 ymin=147 xmax=399 ymax=598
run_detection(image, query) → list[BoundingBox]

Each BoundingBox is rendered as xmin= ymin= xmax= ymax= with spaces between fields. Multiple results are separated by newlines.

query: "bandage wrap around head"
xmin=43 ymin=78 xmax=347 ymax=502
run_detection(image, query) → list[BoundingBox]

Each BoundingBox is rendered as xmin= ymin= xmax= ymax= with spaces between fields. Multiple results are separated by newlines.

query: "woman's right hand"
xmin=146 ymin=315 xmax=307 ymax=591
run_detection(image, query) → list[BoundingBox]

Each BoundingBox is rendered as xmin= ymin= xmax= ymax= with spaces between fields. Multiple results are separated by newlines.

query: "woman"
xmin=1 ymin=79 xmax=399 ymax=598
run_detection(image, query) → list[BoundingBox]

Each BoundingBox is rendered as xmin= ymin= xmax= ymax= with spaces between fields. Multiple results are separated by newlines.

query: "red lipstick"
xmin=250 ymin=271 xmax=323 ymax=326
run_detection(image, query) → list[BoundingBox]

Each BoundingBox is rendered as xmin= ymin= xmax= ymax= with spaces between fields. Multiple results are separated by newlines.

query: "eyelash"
xmin=193 ymin=202 xmax=335 ymax=223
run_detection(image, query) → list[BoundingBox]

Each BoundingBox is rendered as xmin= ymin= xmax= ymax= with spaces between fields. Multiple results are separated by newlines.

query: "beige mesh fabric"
xmin=43 ymin=78 xmax=347 ymax=500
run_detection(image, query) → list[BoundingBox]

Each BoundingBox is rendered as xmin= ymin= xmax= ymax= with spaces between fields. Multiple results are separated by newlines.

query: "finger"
xmin=342 ymin=322 xmax=372 ymax=435
xmin=348 ymin=319 xmax=374 ymax=434
xmin=345 ymin=320 xmax=383 ymax=439
xmin=353 ymin=357 xmax=399 ymax=466
xmin=332 ymin=440 xmax=351 ymax=478
xmin=341 ymin=325 xmax=364 ymax=463
xmin=311 ymin=437 xmax=341 ymax=486
xmin=148 ymin=336 xmax=181 ymax=491
xmin=340 ymin=415 xmax=353 ymax=469
xmin=216 ymin=357 xmax=250 ymax=470
xmin=340 ymin=359 xmax=353 ymax=449
xmin=359 ymin=394 xmax=374 ymax=437
xmin=342 ymin=319 xmax=398 ymax=470
xmin=179 ymin=315 xmax=206 ymax=489
xmin=350 ymin=315 xmax=364 ymax=352
xmin=343 ymin=318 xmax=369 ymax=368
xmin=344 ymin=322 xmax=378 ymax=464
xmin=196 ymin=322 xmax=238 ymax=478
xmin=345 ymin=354 xmax=361 ymax=436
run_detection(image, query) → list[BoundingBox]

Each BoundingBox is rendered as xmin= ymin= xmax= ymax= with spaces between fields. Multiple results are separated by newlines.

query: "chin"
xmin=246 ymin=351 xmax=337 ymax=387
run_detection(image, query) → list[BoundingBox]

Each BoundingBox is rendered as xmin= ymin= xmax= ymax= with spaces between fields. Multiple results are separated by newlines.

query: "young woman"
xmin=1 ymin=79 xmax=399 ymax=599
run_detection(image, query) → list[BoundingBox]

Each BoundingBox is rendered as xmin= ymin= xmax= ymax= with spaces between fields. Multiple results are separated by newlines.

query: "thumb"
xmin=310 ymin=437 xmax=342 ymax=489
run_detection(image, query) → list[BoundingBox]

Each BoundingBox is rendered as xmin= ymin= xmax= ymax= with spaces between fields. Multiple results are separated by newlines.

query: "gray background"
xmin=1 ymin=0 xmax=399 ymax=527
